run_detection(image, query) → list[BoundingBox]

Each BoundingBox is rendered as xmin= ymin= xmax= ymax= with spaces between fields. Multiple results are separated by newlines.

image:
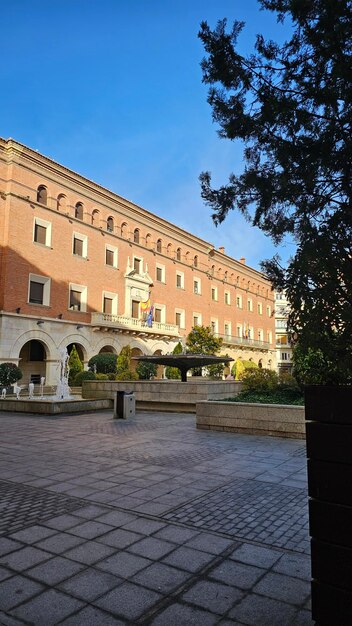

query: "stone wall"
xmin=196 ymin=400 xmax=305 ymax=438
xmin=83 ymin=379 xmax=242 ymax=413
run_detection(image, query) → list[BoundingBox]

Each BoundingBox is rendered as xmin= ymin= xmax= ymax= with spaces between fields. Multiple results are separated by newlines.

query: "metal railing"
xmin=214 ymin=333 xmax=271 ymax=350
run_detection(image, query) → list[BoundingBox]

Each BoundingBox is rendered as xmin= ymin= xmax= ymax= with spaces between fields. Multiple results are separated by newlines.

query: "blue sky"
xmin=1 ymin=0 xmax=295 ymax=271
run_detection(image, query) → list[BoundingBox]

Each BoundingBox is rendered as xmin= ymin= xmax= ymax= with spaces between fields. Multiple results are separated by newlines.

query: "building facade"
xmin=0 ymin=138 xmax=276 ymax=385
xmin=275 ymin=291 xmax=293 ymax=373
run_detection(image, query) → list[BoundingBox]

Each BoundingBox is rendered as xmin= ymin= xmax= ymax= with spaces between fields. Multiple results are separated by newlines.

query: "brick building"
xmin=0 ymin=138 xmax=276 ymax=385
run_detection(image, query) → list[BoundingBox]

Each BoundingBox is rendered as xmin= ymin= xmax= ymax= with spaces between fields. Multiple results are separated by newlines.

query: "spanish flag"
xmin=140 ymin=294 xmax=151 ymax=315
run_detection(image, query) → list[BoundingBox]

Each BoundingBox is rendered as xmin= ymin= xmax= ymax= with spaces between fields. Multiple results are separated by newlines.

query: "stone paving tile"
xmin=0 ymin=546 xmax=52 ymax=572
xmin=8 ymin=525 xmax=56 ymax=544
xmin=26 ymin=555 xmax=85 ymax=585
xmin=95 ymin=510 xmax=137 ymax=526
xmin=66 ymin=520 xmax=114 ymax=540
xmin=34 ymin=532 xmax=86 ymax=555
xmin=182 ymin=580 xmax=244 ymax=614
xmin=94 ymin=581 xmax=162 ymax=620
xmin=11 ymin=589 xmax=85 ymax=625
xmin=121 ymin=517 xmax=166 ymax=535
xmin=97 ymin=527 xmax=143 ymax=549
xmin=59 ymin=568 xmax=123 ymax=601
xmin=154 ymin=525 xmax=200 ymax=544
xmin=184 ymin=533 xmax=235 ymax=555
xmin=132 ymin=562 xmax=192 ymax=593
xmin=60 ymin=605 xmax=127 ymax=625
xmin=209 ymin=559 xmax=265 ymax=589
xmin=150 ymin=602 xmax=219 ymax=626
xmin=70 ymin=504 xmax=110 ymax=519
xmin=229 ymin=542 xmax=282 ymax=568
xmin=273 ymin=552 xmax=312 ymax=581
xmin=128 ymin=536 xmax=176 ymax=560
xmin=228 ymin=593 xmax=297 ymax=625
xmin=0 ymin=575 xmax=44 ymax=611
xmin=254 ymin=571 xmax=311 ymax=606
xmin=63 ymin=540 xmax=117 ymax=565
xmin=96 ymin=551 xmax=153 ymax=578
xmin=0 ymin=566 xmax=12 ymax=582
xmin=0 ymin=538 xmax=23 ymax=557
xmin=0 ymin=610 xmax=28 ymax=626
xmin=42 ymin=514 xmax=83 ymax=531
xmin=162 ymin=546 xmax=216 ymax=573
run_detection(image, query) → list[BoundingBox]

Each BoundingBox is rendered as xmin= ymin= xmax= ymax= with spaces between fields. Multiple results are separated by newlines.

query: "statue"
xmin=28 ymin=382 xmax=34 ymax=399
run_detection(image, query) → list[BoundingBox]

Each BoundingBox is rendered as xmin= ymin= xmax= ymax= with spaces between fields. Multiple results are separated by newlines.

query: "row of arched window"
xmin=35 ymin=185 xmax=270 ymax=297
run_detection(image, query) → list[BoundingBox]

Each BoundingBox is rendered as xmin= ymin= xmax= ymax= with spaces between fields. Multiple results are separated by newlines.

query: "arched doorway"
xmin=67 ymin=343 xmax=85 ymax=362
xmin=19 ymin=340 xmax=47 ymax=384
xmin=99 ymin=346 xmax=116 ymax=354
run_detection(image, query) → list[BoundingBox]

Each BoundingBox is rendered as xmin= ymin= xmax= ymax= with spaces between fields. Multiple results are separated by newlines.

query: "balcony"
xmin=214 ymin=333 xmax=271 ymax=351
xmin=91 ymin=313 xmax=180 ymax=339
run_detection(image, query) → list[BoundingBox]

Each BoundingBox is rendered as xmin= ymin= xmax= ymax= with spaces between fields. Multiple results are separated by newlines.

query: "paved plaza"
xmin=0 ymin=410 xmax=313 ymax=625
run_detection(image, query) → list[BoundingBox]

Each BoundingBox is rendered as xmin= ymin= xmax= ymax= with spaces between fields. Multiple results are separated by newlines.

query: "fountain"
xmin=133 ymin=353 xmax=233 ymax=382
xmin=54 ymin=348 xmax=72 ymax=400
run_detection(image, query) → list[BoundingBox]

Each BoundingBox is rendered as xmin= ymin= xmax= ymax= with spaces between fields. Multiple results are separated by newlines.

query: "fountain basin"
xmin=0 ymin=397 xmax=113 ymax=415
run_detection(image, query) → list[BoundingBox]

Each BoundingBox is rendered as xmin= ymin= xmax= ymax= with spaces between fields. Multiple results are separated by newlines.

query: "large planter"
xmin=305 ymin=385 xmax=352 ymax=625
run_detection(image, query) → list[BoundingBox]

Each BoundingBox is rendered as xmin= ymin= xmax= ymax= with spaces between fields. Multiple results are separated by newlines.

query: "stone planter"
xmin=305 ymin=385 xmax=352 ymax=625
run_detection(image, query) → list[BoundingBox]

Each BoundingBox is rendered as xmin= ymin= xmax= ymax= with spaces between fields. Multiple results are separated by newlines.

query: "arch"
xmin=56 ymin=194 xmax=66 ymax=211
xmin=67 ymin=342 xmax=85 ymax=363
xmin=37 ymin=185 xmax=47 ymax=205
xmin=145 ymin=233 xmax=152 ymax=247
xmin=133 ymin=228 xmax=140 ymax=244
xmin=107 ymin=216 xmax=114 ymax=233
xmin=10 ymin=329 xmax=56 ymax=362
xmin=224 ymin=270 xmax=228 ymax=282
xmin=91 ymin=209 xmax=100 ymax=226
xmin=18 ymin=339 xmax=48 ymax=385
xmin=156 ymin=238 xmax=162 ymax=253
xmin=121 ymin=222 xmax=128 ymax=238
xmin=258 ymin=358 xmax=263 ymax=369
xmin=57 ymin=334 xmax=90 ymax=363
xmin=75 ymin=202 xmax=84 ymax=220
xmin=176 ymin=247 xmax=181 ymax=261
xmin=185 ymin=251 xmax=191 ymax=264
xmin=99 ymin=345 xmax=117 ymax=354
xmin=167 ymin=243 xmax=173 ymax=256
xmin=93 ymin=336 xmax=122 ymax=357
xmin=193 ymin=255 xmax=198 ymax=268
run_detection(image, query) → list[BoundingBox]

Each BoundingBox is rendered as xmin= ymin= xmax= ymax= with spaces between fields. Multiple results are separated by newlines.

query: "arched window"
xmin=167 ymin=243 xmax=173 ymax=256
xmin=75 ymin=202 xmax=84 ymax=220
xmin=37 ymin=185 xmax=47 ymax=205
xmin=133 ymin=228 xmax=140 ymax=244
xmin=193 ymin=255 xmax=198 ymax=268
xmin=176 ymin=248 xmax=181 ymax=261
xmin=107 ymin=216 xmax=114 ymax=232
xmin=156 ymin=239 xmax=162 ymax=253
xmin=211 ymin=265 xmax=215 ymax=275
xmin=91 ymin=209 xmax=99 ymax=226
xmin=224 ymin=271 xmax=228 ymax=281
xmin=56 ymin=194 xmax=66 ymax=211
xmin=146 ymin=233 xmax=152 ymax=247
xmin=121 ymin=222 xmax=128 ymax=238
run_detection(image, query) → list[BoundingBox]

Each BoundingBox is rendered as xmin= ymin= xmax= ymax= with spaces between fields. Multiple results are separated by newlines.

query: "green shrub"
xmin=0 ymin=363 xmax=22 ymax=387
xmin=232 ymin=359 xmax=258 ymax=380
xmin=68 ymin=345 xmax=83 ymax=385
xmin=241 ymin=368 xmax=278 ymax=392
xmin=115 ymin=369 xmax=138 ymax=381
xmin=226 ymin=390 xmax=304 ymax=405
xmin=165 ymin=366 xmax=181 ymax=379
xmin=88 ymin=353 xmax=117 ymax=375
xmin=95 ymin=373 xmax=109 ymax=380
xmin=74 ymin=371 xmax=96 ymax=386
xmin=136 ymin=361 xmax=157 ymax=380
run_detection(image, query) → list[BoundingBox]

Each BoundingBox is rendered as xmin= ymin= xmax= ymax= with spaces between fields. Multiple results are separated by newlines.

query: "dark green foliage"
xmin=135 ymin=361 xmax=157 ymax=380
xmin=68 ymin=345 xmax=83 ymax=385
xmin=115 ymin=369 xmax=139 ymax=381
xmin=199 ymin=1 xmax=352 ymax=383
xmin=292 ymin=345 xmax=335 ymax=386
xmin=0 ymin=363 xmax=22 ymax=387
xmin=88 ymin=353 xmax=117 ymax=375
xmin=206 ymin=362 xmax=225 ymax=379
xmin=229 ymin=366 xmax=303 ymax=404
xmin=95 ymin=373 xmax=109 ymax=380
xmin=116 ymin=346 xmax=134 ymax=378
xmin=74 ymin=370 xmax=96 ymax=386
xmin=186 ymin=325 xmax=223 ymax=355
xmin=165 ymin=342 xmax=183 ymax=379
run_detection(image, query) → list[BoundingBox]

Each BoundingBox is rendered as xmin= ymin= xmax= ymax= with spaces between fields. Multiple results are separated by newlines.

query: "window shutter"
xmin=29 ymin=281 xmax=44 ymax=304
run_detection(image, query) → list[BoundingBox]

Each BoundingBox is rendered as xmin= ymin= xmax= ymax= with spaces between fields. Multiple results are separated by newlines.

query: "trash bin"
xmin=114 ymin=391 xmax=135 ymax=419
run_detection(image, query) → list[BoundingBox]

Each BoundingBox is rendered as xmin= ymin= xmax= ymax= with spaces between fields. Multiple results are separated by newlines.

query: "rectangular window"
xmin=224 ymin=291 xmax=230 ymax=305
xmin=33 ymin=218 xmax=51 ymax=247
xmin=267 ymin=305 xmax=271 ymax=317
xmin=154 ymin=307 xmax=162 ymax=323
xmin=69 ymin=283 xmax=87 ymax=312
xmin=72 ymin=233 xmax=87 ymax=258
xmin=175 ymin=309 xmax=185 ymax=328
xmin=247 ymin=299 xmax=253 ymax=312
xmin=224 ymin=323 xmax=230 ymax=336
xmin=34 ymin=224 xmax=46 ymax=245
xmin=156 ymin=264 xmax=165 ymax=283
xmin=258 ymin=302 xmax=263 ymax=315
xmin=211 ymin=287 xmax=217 ymax=301
xmin=193 ymin=315 xmax=199 ymax=326
xmin=105 ymin=245 xmax=118 ymax=268
xmin=175 ymin=312 xmax=181 ymax=326
xmin=134 ymin=257 xmax=141 ymax=274
xmin=194 ymin=278 xmax=201 ymax=294
xmin=103 ymin=297 xmax=113 ymax=315
xmin=237 ymin=324 xmax=242 ymax=337
xmin=132 ymin=300 xmax=139 ymax=318
xmin=28 ymin=274 xmax=50 ymax=306
xmin=176 ymin=272 xmax=184 ymax=289
xmin=236 ymin=295 xmax=242 ymax=309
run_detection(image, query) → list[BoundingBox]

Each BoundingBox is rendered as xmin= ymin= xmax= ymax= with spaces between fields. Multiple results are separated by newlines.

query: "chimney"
xmin=218 ymin=246 xmax=225 ymax=254
xmin=239 ymin=257 xmax=246 ymax=264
